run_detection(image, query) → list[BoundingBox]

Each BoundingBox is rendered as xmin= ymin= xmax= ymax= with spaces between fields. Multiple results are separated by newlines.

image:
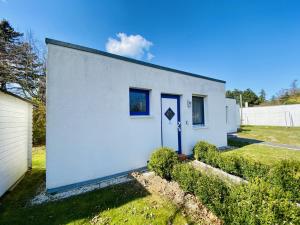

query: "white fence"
xmin=241 ymin=104 xmax=300 ymax=127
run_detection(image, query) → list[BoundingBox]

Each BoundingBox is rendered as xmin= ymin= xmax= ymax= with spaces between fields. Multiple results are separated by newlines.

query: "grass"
xmin=0 ymin=147 xmax=193 ymax=225
xmin=237 ymin=125 xmax=300 ymax=146
xmin=223 ymin=143 xmax=300 ymax=166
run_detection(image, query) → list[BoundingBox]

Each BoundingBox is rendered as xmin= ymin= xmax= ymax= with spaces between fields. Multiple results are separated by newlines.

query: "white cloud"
xmin=147 ymin=52 xmax=154 ymax=61
xmin=105 ymin=33 xmax=154 ymax=60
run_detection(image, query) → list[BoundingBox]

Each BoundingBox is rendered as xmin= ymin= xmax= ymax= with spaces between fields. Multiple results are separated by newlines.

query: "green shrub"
xmin=148 ymin=147 xmax=179 ymax=180
xmin=193 ymin=141 xmax=271 ymax=181
xmin=240 ymin=158 xmax=270 ymax=179
xmin=227 ymin=178 xmax=300 ymax=225
xmin=195 ymin=174 xmax=230 ymax=218
xmin=215 ymin=154 xmax=240 ymax=175
xmin=193 ymin=141 xmax=218 ymax=162
xmin=267 ymin=160 xmax=300 ymax=202
xmin=171 ymin=162 xmax=230 ymax=219
xmin=219 ymin=155 xmax=269 ymax=179
xmin=171 ymin=163 xmax=200 ymax=193
xmin=157 ymin=157 xmax=300 ymax=224
xmin=32 ymin=99 xmax=46 ymax=146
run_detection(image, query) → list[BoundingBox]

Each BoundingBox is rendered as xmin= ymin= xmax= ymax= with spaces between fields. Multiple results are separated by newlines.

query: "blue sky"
xmin=1 ymin=0 xmax=300 ymax=98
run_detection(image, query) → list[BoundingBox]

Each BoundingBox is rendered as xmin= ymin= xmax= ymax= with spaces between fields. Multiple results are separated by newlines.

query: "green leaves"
xmin=148 ymin=147 xmax=179 ymax=180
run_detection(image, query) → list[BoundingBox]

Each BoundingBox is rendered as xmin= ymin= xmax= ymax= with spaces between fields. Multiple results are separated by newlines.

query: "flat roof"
xmin=0 ymin=89 xmax=33 ymax=104
xmin=46 ymin=38 xmax=226 ymax=84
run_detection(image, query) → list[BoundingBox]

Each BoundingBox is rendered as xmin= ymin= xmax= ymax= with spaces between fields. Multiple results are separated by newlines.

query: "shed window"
xmin=129 ymin=88 xmax=149 ymax=115
xmin=192 ymin=96 xmax=205 ymax=125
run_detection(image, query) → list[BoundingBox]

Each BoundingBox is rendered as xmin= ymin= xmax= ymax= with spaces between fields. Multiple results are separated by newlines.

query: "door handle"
xmin=177 ymin=121 xmax=181 ymax=132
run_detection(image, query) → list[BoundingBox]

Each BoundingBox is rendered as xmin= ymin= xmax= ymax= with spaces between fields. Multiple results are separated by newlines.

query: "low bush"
xmin=193 ymin=141 xmax=270 ymax=180
xmin=193 ymin=140 xmax=300 ymax=204
xmin=148 ymin=147 xmax=179 ymax=180
xmin=171 ymin=163 xmax=200 ymax=193
xmin=240 ymin=157 xmax=270 ymax=179
xmin=219 ymin=155 xmax=270 ymax=179
xmin=193 ymin=141 xmax=218 ymax=162
xmin=171 ymin=162 xmax=300 ymax=224
xmin=195 ymin=173 xmax=230 ymax=218
xmin=267 ymin=160 xmax=300 ymax=202
xmin=226 ymin=178 xmax=300 ymax=225
xmin=171 ymin=162 xmax=230 ymax=219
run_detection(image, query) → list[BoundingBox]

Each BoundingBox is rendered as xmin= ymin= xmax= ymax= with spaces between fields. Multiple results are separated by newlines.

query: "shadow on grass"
xmin=237 ymin=127 xmax=251 ymax=133
xmin=0 ymin=168 xmax=151 ymax=225
xmin=227 ymin=136 xmax=263 ymax=148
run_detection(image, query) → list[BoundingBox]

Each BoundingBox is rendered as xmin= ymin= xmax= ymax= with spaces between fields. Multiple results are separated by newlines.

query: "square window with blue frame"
xmin=129 ymin=88 xmax=150 ymax=116
xmin=192 ymin=96 xmax=205 ymax=125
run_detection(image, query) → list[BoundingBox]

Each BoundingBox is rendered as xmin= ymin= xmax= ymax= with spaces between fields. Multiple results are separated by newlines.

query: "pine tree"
xmin=259 ymin=89 xmax=266 ymax=103
xmin=0 ymin=20 xmax=23 ymax=90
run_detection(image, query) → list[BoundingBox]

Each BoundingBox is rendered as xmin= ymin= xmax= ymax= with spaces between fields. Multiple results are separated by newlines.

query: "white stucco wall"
xmin=46 ymin=43 xmax=227 ymax=190
xmin=0 ymin=91 xmax=32 ymax=197
xmin=225 ymin=98 xmax=240 ymax=133
xmin=241 ymin=104 xmax=300 ymax=127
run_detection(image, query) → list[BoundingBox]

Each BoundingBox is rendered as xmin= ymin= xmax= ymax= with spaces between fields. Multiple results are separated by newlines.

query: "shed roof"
xmin=0 ymin=89 xmax=33 ymax=104
xmin=46 ymin=38 xmax=226 ymax=84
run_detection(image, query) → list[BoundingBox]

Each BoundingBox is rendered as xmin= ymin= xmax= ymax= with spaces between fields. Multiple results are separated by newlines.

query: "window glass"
xmin=192 ymin=96 xmax=205 ymax=125
xmin=130 ymin=89 xmax=149 ymax=115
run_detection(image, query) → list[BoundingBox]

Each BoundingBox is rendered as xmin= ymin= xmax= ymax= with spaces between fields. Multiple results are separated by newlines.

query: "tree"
xmin=243 ymin=88 xmax=259 ymax=106
xmin=290 ymin=79 xmax=298 ymax=95
xmin=226 ymin=88 xmax=260 ymax=106
xmin=258 ymin=89 xmax=266 ymax=103
xmin=32 ymin=98 xmax=46 ymax=145
xmin=226 ymin=89 xmax=243 ymax=103
xmin=271 ymin=95 xmax=276 ymax=102
xmin=0 ymin=20 xmax=45 ymax=102
xmin=0 ymin=19 xmax=23 ymax=90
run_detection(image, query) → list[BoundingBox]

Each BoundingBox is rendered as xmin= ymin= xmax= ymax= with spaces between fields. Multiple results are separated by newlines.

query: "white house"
xmin=0 ymin=90 xmax=32 ymax=197
xmin=225 ymin=98 xmax=240 ymax=133
xmin=46 ymin=38 xmax=227 ymax=192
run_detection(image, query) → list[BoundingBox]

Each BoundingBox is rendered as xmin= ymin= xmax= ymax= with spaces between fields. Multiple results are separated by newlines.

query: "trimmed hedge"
xmin=170 ymin=163 xmax=300 ymax=224
xmin=148 ymin=144 xmax=300 ymax=224
xmin=267 ymin=160 xmax=300 ymax=202
xmin=195 ymin=172 xmax=230 ymax=218
xmin=171 ymin=163 xmax=230 ymax=217
xmin=193 ymin=141 xmax=218 ymax=162
xmin=172 ymin=163 xmax=200 ymax=193
xmin=193 ymin=141 xmax=300 ymax=202
xmin=226 ymin=178 xmax=300 ymax=225
xmin=148 ymin=147 xmax=179 ymax=180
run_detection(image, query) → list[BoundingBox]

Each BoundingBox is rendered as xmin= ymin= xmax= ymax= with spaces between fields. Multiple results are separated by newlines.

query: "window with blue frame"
xmin=129 ymin=88 xmax=150 ymax=115
xmin=192 ymin=96 xmax=205 ymax=125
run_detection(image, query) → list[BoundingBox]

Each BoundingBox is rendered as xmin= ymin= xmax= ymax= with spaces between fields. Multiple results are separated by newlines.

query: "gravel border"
xmin=30 ymin=174 xmax=133 ymax=205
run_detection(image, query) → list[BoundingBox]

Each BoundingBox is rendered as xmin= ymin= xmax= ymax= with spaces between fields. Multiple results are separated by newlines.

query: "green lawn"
xmin=237 ymin=125 xmax=300 ymax=146
xmin=0 ymin=147 xmax=193 ymax=225
xmin=223 ymin=143 xmax=300 ymax=166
